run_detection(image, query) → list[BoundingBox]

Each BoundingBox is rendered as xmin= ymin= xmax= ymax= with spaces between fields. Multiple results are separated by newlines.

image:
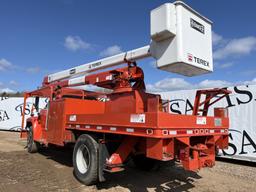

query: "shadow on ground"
xmin=38 ymin=146 xmax=201 ymax=192
xmin=97 ymin=165 xmax=200 ymax=192
xmin=38 ymin=145 xmax=74 ymax=167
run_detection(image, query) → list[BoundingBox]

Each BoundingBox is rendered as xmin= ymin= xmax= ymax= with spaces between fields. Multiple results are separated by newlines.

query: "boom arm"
xmin=44 ymin=46 xmax=150 ymax=85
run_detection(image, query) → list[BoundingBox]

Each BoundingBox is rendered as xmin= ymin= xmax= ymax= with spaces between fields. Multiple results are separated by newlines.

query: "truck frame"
xmin=20 ymin=1 xmax=230 ymax=185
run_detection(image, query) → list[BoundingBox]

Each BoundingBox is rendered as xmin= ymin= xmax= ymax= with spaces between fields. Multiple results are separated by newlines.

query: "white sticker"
xmin=130 ymin=114 xmax=145 ymax=123
xmin=196 ymin=117 xmax=206 ymax=125
xmin=214 ymin=118 xmax=222 ymax=126
xmin=210 ymin=130 xmax=215 ymax=133
xmin=110 ymin=127 xmax=116 ymax=131
xmin=126 ymin=128 xmax=134 ymax=133
xmin=106 ymin=75 xmax=113 ymax=80
xmin=69 ymin=115 xmax=76 ymax=122
xmin=169 ymin=130 xmax=177 ymax=135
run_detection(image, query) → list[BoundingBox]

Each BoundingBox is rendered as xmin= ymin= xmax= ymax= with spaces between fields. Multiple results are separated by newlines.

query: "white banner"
xmin=160 ymin=84 xmax=256 ymax=162
xmin=0 ymin=97 xmax=47 ymax=131
xmin=1 ymin=84 xmax=256 ymax=162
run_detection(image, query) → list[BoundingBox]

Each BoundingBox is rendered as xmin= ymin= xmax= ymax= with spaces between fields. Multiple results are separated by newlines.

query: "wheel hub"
xmin=76 ymin=144 xmax=90 ymax=174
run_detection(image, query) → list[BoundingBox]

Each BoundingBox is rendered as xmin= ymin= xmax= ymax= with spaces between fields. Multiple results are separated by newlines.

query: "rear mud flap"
xmin=98 ymin=142 xmax=109 ymax=182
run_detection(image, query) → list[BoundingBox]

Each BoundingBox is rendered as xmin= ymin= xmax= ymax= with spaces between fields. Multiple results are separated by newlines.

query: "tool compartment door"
xmin=47 ymin=100 xmax=65 ymax=145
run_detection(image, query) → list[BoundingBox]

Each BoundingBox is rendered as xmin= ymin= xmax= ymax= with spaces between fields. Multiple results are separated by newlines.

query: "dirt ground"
xmin=0 ymin=131 xmax=256 ymax=192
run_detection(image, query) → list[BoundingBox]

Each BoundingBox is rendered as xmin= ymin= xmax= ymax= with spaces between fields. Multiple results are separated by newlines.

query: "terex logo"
xmin=187 ymin=53 xmax=193 ymax=62
xmin=190 ymin=18 xmax=205 ymax=34
xmin=89 ymin=61 xmax=101 ymax=69
xmin=187 ymin=53 xmax=209 ymax=67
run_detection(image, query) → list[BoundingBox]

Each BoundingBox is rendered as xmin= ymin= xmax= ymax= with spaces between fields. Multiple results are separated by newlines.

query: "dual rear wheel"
xmin=73 ymin=134 xmax=99 ymax=185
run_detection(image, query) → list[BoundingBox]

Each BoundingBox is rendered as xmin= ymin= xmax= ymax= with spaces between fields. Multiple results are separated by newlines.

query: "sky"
xmin=0 ymin=0 xmax=256 ymax=93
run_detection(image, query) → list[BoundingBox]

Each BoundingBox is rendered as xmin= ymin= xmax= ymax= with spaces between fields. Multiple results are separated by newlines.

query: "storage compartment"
xmin=150 ymin=1 xmax=213 ymax=76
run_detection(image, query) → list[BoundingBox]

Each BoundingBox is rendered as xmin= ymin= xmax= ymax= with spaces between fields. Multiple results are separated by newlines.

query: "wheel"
xmin=27 ymin=126 xmax=40 ymax=153
xmin=73 ymin=134 xmax=99 ymax=185
xmin=132 ymin=154 xmax=159 ymax=171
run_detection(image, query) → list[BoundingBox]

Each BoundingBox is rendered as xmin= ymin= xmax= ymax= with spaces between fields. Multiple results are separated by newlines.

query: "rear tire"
xmin=73 ymin=134 xmax=99 ymax=185
xmin=27 ymin=126 xmax=40 ymax=153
